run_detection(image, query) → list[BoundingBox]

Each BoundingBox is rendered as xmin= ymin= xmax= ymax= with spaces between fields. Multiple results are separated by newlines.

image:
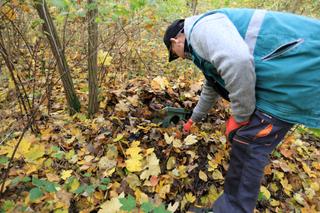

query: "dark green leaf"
xmin=75 ymin=185 xmax=86 ymax=195
xmin=22 ymin=177 xmax=31 ymax=183
xmin=272 ymin=151 xmax=281 ymax=158
xmin=32 ymin=177 xmax=57 ymax=192
xmin=11 ymin=177 xmax=21 ymax=186
xmin=101 ymin=177 xmax=110 ymax=184
xmin=44 ymin=182 xmax=57 ymax=193
xmin=257 ymin=192 xmax=265 ymax=201
xmin=98 ymin=184 xmax=108 ymax=191
xmin=85 ymin=185 xmax=96 ymax=196
xmin=83 ymin=173 xmax=92 ymax=177
xmin=141 ymin=201 xmax=154 ymax=213
xmin=32 ymin=177 xmax=46 ymax=188
xmin=153 ymin=204 xmax=170 ymax=213
xmin=29 ymin=187 xmax=43 ymax=201
xmin=53 ymin=152 xmax=64 ymax=160
xmin=120 ymin=195 xmax=136 ymax=211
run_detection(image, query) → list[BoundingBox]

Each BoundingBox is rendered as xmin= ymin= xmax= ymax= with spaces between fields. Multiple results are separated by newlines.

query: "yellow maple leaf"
xmin=98 ymin=50 xmax=112 ymax=66
xmin=25 ymin=144 xmax=45 ymax=161
xmin=61 ymin=170 xmax=73 ymax=180
xmin=185 ymin=192 xmax=196 ymax=203
xmin=125 ymin=158 xmax=142 ymax=172
xmin=280 ymin=178 xmax=292 ymax=196
xmin=69 ymin=178 xmax=80 ymax=192
xmin=302 ymin=162 xmax=317 ymax=178
xmin=125 ymin=141 xmax=143 ymax=172
xmin=140 ymin=153 xmax=160 ymax=180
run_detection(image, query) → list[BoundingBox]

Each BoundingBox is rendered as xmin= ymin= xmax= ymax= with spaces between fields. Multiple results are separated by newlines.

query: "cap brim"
xmin=169 ymin=51 xmax=179 ymax=62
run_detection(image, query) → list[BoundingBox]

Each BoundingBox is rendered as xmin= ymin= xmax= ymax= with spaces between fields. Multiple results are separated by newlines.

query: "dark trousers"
xmin=212 ymin=110 xmax=293 ymax=213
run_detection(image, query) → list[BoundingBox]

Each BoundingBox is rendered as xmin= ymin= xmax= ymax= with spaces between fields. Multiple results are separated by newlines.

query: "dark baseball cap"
xmin=163 ymin=19 xmax=185 ymax=62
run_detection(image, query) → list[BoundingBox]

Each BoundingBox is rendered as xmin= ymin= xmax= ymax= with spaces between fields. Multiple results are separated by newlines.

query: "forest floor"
xmin=0 ymin=74 xmax=320 ymax=213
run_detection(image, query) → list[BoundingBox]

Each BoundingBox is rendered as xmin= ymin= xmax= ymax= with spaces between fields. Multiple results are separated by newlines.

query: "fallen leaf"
xmin=61 ymin=170 xmax=73 ymax=180
xmin=260 ymin=186 xmax=271 ymax=200
xmin=212 ymin=170 xmax=224 ymax=180
xmin=98 ymin=193 xmax=124 ymax=213
xmin=184 ymin=135 xmax=197 ymax=145
xmin=125 ymin=141 xmax=143 ymax=172
xmin=140 ymin=152 xmax=160 ymax=180
xmin=151 ymin=76 xmax=169 ymax=91
xmin=294 ymin=193 xmax=306 ymax=206
xmin=185 ymin=192 xmax=196 ymax=203
xmin=199 ymin=170 xmax=208 ymax=182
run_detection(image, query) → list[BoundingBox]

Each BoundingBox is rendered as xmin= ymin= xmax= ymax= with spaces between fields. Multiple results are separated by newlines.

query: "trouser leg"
xmin=212 ymin=110 xmax=293 ymax=213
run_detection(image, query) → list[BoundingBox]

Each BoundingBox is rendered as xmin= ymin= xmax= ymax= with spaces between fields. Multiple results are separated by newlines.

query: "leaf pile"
xmin=0 ymin=76 xmax=320 ymax=212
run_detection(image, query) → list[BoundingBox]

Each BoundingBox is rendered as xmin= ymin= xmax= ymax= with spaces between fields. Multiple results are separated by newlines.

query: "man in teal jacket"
xmin=163 ymin=8 xmax=320 ymax=213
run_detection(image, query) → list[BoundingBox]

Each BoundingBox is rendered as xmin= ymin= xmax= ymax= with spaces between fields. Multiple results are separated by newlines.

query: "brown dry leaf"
xmin=115 ymin=100 xmax=130 ymax=112
xmin=46 ymin=173 xmax=60 ymax=182
xmin=127 ymin=95 xmax=140 ymax=107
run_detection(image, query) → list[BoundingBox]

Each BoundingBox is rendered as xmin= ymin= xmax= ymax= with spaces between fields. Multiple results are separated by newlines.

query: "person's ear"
xmin=170 ymin=38 xmax=177 ymax=43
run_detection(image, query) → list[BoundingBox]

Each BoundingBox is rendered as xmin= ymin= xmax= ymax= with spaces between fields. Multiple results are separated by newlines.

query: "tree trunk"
xmin=34 ymin=0 xmax=80 ymax=115
xmin=87 ymin=0 xmax=99 ymax=118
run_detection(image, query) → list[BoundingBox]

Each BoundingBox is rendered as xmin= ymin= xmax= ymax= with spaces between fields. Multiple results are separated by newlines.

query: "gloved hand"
xmin=183 ymin=119 xmax=193 ymax=134
xmin=225 ymin=116 xmax=249 ymax=141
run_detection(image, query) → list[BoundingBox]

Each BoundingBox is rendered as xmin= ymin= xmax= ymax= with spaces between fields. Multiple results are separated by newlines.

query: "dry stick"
xmin=0 ymin=120 xmax=30 ymax=196
xmin=0 ymin=43 xmax=30 ymax=120
xmin=62 ymin=13 xmax=69 ymax=55
xmin=0 ymin=33 xmax=38 ymax=132
xmin=32 ymin=41 xmax=41 ymax=109
xmin=0 ymin=129 xmax=14 ymax=146
xmin=2 ymin=12 xmax=40 ymax=109
xmin=1 ymin=12 xmax=36 ymax=60
xmin=0 ymin=62 xmax=76 ymax=196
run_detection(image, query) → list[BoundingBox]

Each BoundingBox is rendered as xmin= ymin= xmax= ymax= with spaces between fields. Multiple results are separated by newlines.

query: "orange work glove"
xmin=225 ymin=116 xmax=249 ymax=141
xmin=183 ymin=119 xmax=193 ymax=134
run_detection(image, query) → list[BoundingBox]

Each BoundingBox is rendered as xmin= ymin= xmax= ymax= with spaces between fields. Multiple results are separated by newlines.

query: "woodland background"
xmin=0 ymin=0 xmax=320 ymax=212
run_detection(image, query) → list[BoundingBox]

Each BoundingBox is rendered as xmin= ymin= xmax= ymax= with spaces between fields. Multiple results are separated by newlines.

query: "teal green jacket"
xmin=186 ymin=8 xmax=320 ymax=128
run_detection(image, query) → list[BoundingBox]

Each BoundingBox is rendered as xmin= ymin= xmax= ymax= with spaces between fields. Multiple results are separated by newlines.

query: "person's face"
xmin=170 ymin=32 xmax=186 ymax=59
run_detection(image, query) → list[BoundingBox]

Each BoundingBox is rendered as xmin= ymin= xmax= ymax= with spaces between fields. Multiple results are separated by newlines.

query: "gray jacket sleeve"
xmin=191 ymin=80 xmax=219 ymax=122
xmin=186 ymin=13 xmax=256 ymax=123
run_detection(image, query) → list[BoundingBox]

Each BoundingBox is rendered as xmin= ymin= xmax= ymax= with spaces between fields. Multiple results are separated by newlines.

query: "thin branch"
xmin=119 ymin=23 xmax=152 ymax=75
